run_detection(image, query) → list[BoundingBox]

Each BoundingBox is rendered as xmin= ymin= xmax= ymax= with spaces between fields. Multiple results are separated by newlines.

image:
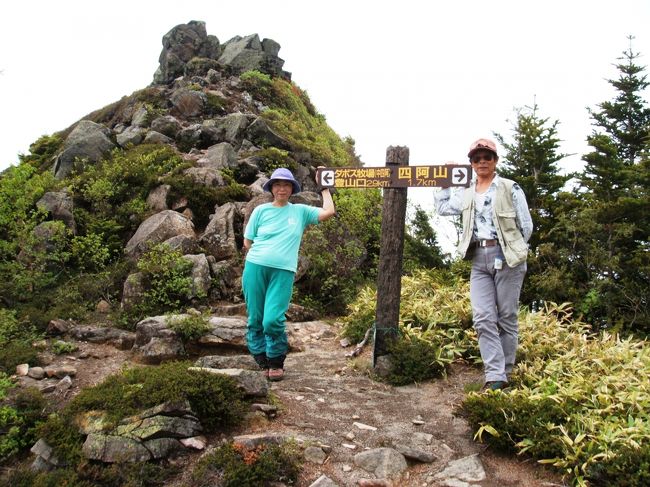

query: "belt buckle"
xmin=478 ymin=240 xmax=486 ymax=247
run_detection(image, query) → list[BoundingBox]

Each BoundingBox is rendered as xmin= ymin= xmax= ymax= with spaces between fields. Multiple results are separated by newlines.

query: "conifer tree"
xmin=495 ymin=103 xmax=571 ymax=252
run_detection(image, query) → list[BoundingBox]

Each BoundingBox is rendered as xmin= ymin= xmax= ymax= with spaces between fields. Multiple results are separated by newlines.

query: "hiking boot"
xmin=268 ymin=368 xmax=284 ymax=381
xmin=482 ymin=381 xmax=508 ymax=391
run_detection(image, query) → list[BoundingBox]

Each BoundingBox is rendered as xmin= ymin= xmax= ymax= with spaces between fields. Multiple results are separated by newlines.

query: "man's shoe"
xmin=268 ymin=368 xmax=284 ymax=381
xmin=482 ymin=381 xmax=508 ymax=391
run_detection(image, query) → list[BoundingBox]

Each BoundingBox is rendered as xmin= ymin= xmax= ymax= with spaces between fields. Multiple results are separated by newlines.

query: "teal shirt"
xmin=244 ymin=203 xmax=320 ymax=272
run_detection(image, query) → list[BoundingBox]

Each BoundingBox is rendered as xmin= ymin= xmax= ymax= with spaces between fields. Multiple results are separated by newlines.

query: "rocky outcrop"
xmin=54 ymin=120 xmax=116 ymax=179
xmin=152 ymin=21 xmax=289 ymax=85
xmin=125 ymin=210 xmax=195 ymax=259
xmin=153 ymin=21 xmax=221 ymax=85
xmin=36 ymin=191 xmax=77 ymax=234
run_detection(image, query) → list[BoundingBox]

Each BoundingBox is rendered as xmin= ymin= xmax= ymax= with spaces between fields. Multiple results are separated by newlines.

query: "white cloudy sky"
xmin=1 ymin=0 xmax=648 ymax=249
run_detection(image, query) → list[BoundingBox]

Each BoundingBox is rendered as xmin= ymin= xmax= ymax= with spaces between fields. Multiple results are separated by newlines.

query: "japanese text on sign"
xmin=317 ymin=165 xmax=472 ymax=189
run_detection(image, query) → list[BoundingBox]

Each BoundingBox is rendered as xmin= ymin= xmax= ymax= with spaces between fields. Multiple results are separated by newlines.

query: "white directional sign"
xmin=452 ymin=167 xmax=469 ymax=185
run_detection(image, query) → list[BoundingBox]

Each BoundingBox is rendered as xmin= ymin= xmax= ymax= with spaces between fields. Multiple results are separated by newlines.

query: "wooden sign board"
xmin=316 ymin=165 xmax=472 ymax=189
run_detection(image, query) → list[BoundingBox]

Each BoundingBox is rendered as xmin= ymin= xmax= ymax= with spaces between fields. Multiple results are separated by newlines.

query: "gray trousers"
xmin=470 ymin=245 xmax=527 ymax=383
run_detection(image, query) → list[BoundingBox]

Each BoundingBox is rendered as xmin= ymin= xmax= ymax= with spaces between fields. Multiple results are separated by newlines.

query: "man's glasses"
xmin=471 ymin=153 xmax=495 ymax=164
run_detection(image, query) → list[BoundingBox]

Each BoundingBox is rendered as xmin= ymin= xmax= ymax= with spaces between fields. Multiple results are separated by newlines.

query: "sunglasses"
xmin=471 ymin=153 xmax=495 ymax=164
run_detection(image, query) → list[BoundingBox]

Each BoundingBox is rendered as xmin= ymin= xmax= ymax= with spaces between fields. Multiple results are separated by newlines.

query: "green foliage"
xmin=240 ymin=70 xmax=355 ymax=166
xmin=162 ymin=172 xmax=249 ymax=228
xmin=125 ymin=244 xmax=195 ymax=323
xmin=494 ymin=103 xmax=571 ymax=254
xmin=38 ymin=361 xmax=247 ymax=468
xmin=384 ymin=333 xmax=447 ymax=386
xmin=460 ymin=302 xmax=650 ymax=485
xmin=247 ymin=147 xmax=297 ymax=174
xmin=403 ymin=204 xmax=448 ymax=273
xmin=0 ymin=387 xmax=47 ymax=462
xmin=297 ymin=189 xmax=382 ymax=313
xmin=51 ymin=340 xmax=78 ymax=355
xmin=0 ymin=309 xmax=40 ymax=373
xmin=168 ymin=314 xmax=211 ymax=343
xmin=191 ymin=441 xmax=301 ymax=487
xmin=17 ymin=133 xmax=64 ymax=172
xmin=0 ymin=467 xmax=86 ymax=487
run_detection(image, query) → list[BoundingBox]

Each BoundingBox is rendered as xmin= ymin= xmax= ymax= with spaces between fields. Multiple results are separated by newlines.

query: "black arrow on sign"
xmin=323 ymin=171 xmax=333 ymax=185
xmin=454 ymin=169 xmax=466 ymax=183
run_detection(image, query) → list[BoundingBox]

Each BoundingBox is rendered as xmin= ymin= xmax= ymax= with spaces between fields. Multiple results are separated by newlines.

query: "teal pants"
xmin=242 ymin=261 xmax=294 ymax=359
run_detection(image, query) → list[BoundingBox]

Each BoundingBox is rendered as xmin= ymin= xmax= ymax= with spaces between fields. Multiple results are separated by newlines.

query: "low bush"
xmin=191 ymin=441 xmax=301 ymax=487
xmin=168 ymin=314 xmax=211 ymax=343
xmin=0 ymin=386 xmax=47 ymax=462
xmin=460 ymin=302 xmax=650 ymax=486
xmin=38 ymin=361 xmax=248 ymax=467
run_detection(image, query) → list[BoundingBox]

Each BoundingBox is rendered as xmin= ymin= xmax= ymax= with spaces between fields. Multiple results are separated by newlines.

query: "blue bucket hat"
xmin=262 ymin=168 xmax=301 ymax=194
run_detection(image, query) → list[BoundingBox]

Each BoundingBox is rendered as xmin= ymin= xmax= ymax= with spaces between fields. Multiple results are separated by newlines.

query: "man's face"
xmin=470 ymin=150 xmax=497 ymax=177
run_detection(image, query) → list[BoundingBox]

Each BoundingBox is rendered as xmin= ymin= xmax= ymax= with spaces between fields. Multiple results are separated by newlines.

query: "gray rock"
xmin=200 ymin=202 xmax=241 ymax=260
xmin=54 ymin=120 xmax=116 ymax=179
xmin=201 ymin=142 xmax=237 ymax=169
xmin=36 ymin=191 xmax=76 ymax=234
xmin=82 ymin=433 xmax=152 ymax=463
xmin=232 ymin=432 xmax=293 ymax=449
xmin=308 ymin=475 xmax=339 ymax=487
xmin=143 ymin=130 xmax=174 ymax=145
xmin=183 ymin=166 xmax=225 ymax=187
xmin=27 ymin=367 xmax=45 ymax=380
xmin=67 ymin=325 xmax=135 ymax=350
xmin=163 ymin=234 xmax=199 ymax=255
xmin=200 ymin=316 xmax=248 ymax=348
xmin=189 ymin=367 xmax=268 ymax=397
xmin=146 ymin=184 xmax=171 ymax=212
xmin=245 ymin=116 xmax=292 ymax=150
xmin=304 ymin=446 xmax=327 ymax=464
xmin=394 ymin=443 xmax=436 ymax=463
xmin=116 ymin=126 xmax=145 ymax=147
xmin=133 ymin=315 xmax=186 ymax=363
xmin=153 ymin=21 xmax=221 ymax=85
xmin=150 ymin=115 xmax=182 ymax=138
xmin=171 ymin=88 xmax=207 ymax=118
xmin=144 ymin=437 xmax=183 ymax=459
xmin=433 ymin=453 xmax=486 ymax=483
xmin=218 ymin=33 xmax=289 ymax=79
xmin=195 ymin=354 xmax=258 ymax=369
xmin=182 ymin=253 xmax=211 ymax=298
xmin=353 ymin=447 xmax=408 ymax=479
xmin=125 ymin=210 xmax=195 ymax=259
xmin=116 ymin=415 xmax=202 ymax=440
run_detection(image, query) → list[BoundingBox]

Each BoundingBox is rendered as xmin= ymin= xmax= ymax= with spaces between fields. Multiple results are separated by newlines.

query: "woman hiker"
xmin=434 ymin=138 xmax=533 ymax=391
xmin=242 ymin=167 xmax=336 ymax=381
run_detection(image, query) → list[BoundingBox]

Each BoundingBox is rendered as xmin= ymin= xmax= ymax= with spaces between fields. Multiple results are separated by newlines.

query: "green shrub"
xmin=37 ymin=361 xmax=247 ymax=471
xmin=18 ymin=133 xmax=64 ymax=172
xmin=191 ymin=441 xmax=301 ymax=487
xmin=383 ymin=333 xmax=448 ymax=386
xmin=460 ymin=303 xmax=650 ymax=486
xmin=168 ymin=314 xmax=211 ymax=343
xmin=240 ymin=70 xmax=355 ymax=166
xmin=297 ymin=189 xmax=382 ymax=314
xmin=133 ymin=244 xmax=194 ymax=315
xmin=51 ymin=340 xmax=78 ymax=355
xmin=0 ymin=387 xmax=47 ymax=462
xmin=0 ymin=309 xmax=40 ymax=373
xmin=0 ymin=467 xmax=84 ymax=487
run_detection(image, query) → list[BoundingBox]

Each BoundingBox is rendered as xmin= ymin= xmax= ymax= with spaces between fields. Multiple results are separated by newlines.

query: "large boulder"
xmin=36 ymin=191 xmax=76 ymax=234
xmin=153 ymin=21 xmax=221 ymax=85
xmin=54 ymin=121 xmax=116 ymax=179
xmin=218 ymin=34 xmax=290 ymax=79
xmin=125 ymin=210 xmax=195 ymax=259
xmin=199 ymin=202 xmax=242 ymax=261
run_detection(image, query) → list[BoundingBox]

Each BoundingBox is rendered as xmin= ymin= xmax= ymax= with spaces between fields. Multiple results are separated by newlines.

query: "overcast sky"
xmin=1 ymin=0 xmax=649 ymax=249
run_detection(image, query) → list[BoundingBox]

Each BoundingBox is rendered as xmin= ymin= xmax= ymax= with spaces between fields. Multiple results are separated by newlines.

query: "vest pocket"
xmin=497 ymin=210 xmax=526 ymax=249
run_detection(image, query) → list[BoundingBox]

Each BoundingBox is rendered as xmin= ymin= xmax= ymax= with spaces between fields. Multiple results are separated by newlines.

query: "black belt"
xmin=475 ymin=239 xmax=498 ymax=247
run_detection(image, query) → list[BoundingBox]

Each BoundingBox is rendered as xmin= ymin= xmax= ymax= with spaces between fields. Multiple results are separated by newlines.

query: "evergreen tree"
xmin=558 ymin=39 xmax=650 ymax=334
xmin=495 ymin=103 xmax=571 ymax=252
xmin=403 ymin=205 xmax=447 ymax=273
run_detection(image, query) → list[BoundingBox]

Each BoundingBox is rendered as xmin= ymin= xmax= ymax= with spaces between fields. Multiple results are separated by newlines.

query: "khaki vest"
xmin=458 ymin=178 xmax=529 ymax=267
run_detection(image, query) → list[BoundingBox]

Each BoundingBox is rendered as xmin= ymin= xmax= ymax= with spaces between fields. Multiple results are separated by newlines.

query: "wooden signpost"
xmin=317 ymin=151 xmax=472 ymax=367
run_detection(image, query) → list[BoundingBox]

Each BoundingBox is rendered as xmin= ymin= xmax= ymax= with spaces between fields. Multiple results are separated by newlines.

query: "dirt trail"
xmin=31 ymin=319 xmax=566 ymax=486
xmin=242 ymin=321 xmax=565 ymax=486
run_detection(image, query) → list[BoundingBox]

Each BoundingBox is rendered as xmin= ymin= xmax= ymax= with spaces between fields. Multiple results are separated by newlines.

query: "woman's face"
xmin=271 ymin=180 xmax=293 ymax=203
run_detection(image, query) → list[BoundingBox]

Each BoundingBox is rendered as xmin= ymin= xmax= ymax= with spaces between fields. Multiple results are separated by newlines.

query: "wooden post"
xmin=373 ymin=146 xmax=409 ymax=365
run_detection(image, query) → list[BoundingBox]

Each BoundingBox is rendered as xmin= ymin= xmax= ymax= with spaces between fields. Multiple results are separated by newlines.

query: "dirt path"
xmin=241 ymin=321 xmax=566 ymax=486
xmin=29 ymin=319 xmax=566 ymax=486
